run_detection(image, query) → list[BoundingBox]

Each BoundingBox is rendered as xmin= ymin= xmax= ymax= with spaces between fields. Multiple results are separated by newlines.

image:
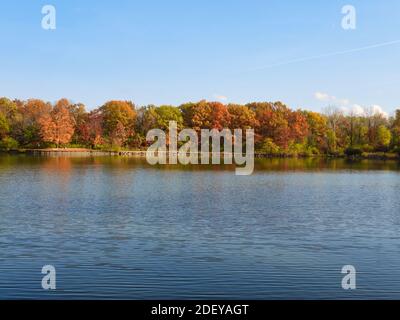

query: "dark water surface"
xmin=1 ymin=155 xmax=400 ymax=299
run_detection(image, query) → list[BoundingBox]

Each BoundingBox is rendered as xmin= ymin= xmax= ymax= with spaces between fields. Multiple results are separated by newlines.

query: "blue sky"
xmin=1 ymin=0 xmax=400 ymax=114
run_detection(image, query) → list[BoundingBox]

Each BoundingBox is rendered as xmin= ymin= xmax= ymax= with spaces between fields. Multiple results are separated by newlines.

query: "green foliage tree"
xmin=0 ymin=113 xmax=10 ymax=139
xmin=0 ymin=137 xmax=19 ymax=150
xmin=376 ymin=125 xmax=392 ymax=151
xmin=391 ymin=110 xmax=400 ymax=149
xmin=153 ymin=105 xmax=184 ymax=130
xmin=259 ymin=138 xmax=280 ymax=155
xmin=0 ymin=97 xmax=17 ymax=120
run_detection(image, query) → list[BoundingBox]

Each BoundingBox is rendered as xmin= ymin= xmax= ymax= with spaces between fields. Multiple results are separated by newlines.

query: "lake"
xmin=1 ymin=154 xmax=400 ymax=299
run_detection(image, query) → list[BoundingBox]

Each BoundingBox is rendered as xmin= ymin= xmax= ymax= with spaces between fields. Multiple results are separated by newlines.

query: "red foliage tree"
xmin=78 ymin=110 xmax=104 ymax=147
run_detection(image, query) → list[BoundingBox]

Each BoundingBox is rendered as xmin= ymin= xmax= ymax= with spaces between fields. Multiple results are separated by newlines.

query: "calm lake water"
xmin=1 ymin=154 xmax=400 ymax=299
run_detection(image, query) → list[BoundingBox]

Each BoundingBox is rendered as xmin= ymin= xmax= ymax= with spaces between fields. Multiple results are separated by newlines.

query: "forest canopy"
xmin=0 ymin=97 xmax=399 ymax=156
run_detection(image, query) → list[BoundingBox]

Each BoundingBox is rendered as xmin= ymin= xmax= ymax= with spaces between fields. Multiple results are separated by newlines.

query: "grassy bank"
xmin=1 ymin=148 xmax=399 ymax=160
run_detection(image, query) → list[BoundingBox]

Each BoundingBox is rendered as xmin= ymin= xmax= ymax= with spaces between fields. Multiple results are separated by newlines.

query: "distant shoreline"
xmin=1 ymin=148 xmax=399 ymax=161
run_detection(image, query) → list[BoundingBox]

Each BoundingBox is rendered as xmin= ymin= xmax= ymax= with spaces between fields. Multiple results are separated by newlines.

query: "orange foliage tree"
xmin=181 ymin=100 xmax=231 ymax=131
xmin=39 ymin=100 xmax=75 ymax=147
xmin=100 ymin=100 xmax=136 ymax=147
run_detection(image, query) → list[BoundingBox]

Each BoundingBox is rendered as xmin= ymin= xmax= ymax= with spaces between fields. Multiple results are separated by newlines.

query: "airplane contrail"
xmin=248 ymin=39 xmax=400 ymax=71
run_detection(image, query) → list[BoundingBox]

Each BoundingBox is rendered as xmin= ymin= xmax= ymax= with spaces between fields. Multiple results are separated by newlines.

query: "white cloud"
xmin=351 ymin=104 xmax=365 ymax=116
xmin=338 ymin=106 xmax=348 ymax=114
xmin=213 ymin=94 xmax=228 ymax=102
xmin=371 ymin=105 xmax=389 ymax=118
xmin=314 ymin=92 xmax=331 ymax=102
xmin=314 ymin=92 xmax=349 ymax=107
xmin=314 ymin=92 xmax=389 ymax=118
xmin=342 ymin=104 xmax=389 ymax=118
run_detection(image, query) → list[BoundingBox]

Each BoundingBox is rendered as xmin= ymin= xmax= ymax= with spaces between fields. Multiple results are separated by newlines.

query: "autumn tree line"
xmin=1 ymin=97 xmax=400 ymax=156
